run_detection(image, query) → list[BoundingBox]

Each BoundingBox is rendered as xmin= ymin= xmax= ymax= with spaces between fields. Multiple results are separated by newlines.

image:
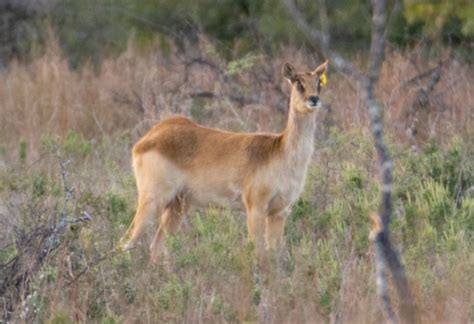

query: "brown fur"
xmin=120 ymin=61 xmax=329 ymax=262
xmin=134 ymin=117 xmax=284 ymax=172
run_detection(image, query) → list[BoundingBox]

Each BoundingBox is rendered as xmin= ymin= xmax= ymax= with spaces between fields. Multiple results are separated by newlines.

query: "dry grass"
xmin=1 ymin=37 xmax=472 ymax=152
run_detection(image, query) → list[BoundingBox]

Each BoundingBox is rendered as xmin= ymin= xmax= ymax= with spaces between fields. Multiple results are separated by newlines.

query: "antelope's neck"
xmin=281 ymin=107 xmax=317 ymax=169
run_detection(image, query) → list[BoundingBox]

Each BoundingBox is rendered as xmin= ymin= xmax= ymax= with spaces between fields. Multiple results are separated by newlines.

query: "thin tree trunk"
xmin=281 ymin=0 xmax=416 ymax=322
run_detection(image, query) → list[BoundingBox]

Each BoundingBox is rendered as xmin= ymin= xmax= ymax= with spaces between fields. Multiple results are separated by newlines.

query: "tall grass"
xmin=0 ymin=38 xmax=473 ymax=322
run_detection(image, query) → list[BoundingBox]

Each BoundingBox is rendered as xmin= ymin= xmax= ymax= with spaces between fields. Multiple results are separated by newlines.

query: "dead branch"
xmin=404 ymin=61 xmax=444 ymax=89
xmin=317 ymin=0 xmax=330 ymax=54
xmin=0 ymin=151 xmax=91 ymax=322
xmin=413 ymin=62 xmax=442 ymax=107
xmin=281 ymin=0 xmax=365 ymax=81
xmin=387 ymin=60 xmax=444 ymax=108
xmin=111 ymin=89 xmax=145 ymax=115
xmin=180 ymin=55 xmax=288 ymax=113
xmin=66 ymin=246 xmax=130 ymax=286
xmin=187 ymin=91 xmax=287 ymax=112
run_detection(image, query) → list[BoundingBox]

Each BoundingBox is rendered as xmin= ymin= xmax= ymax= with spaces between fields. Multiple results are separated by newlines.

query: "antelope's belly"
xmin=187 ymin=181 xmax=244 ymax=210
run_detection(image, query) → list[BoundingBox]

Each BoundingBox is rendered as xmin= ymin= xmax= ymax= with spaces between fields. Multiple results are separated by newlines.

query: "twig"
xmin=43 ymin=150 xmax=76 ymax=255
xmin=66 ymin=246 xmax=132 ymax=286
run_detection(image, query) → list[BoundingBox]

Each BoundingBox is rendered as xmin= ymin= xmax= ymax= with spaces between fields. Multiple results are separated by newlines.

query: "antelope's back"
xmin=133 ymin=116 xmax=283 ymax=175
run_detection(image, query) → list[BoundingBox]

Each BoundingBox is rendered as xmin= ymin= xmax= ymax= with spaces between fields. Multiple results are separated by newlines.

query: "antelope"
xmin=120 ymin=60 xmax=329 ymax=262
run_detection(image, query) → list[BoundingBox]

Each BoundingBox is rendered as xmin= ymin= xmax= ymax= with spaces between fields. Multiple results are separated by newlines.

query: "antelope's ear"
xmin=283 ymin=63 xmax=297 ymax=83
xmin=312 ymin=60 xmax=329 ymax=76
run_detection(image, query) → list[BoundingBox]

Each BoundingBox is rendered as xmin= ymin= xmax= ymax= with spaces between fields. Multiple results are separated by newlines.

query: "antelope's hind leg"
xmin=120 ymin=193 xmax=159 ymax=251
xmin=264 ymin=197 xmax=289 ymax=251
xmin=150 ymin=195 xmax=188 ymax=263
xmin=265 ymin=212 xmax=287 ymax=250
xmin=120 ymin=151 xmax=179 ymax=251
xmin=265 ymin=207 xmax=292 ymax=275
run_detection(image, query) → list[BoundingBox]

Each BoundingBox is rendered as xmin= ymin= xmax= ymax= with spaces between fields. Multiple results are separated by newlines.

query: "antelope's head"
xmin=283 ymin=60 xmax=329 ymax=113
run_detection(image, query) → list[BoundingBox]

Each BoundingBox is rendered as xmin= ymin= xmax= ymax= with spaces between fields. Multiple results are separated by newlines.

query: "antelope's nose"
xmin=309 ymin=96 xmax=319 ymax=106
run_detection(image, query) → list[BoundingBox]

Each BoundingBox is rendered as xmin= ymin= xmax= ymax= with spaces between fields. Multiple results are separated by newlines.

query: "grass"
xmin=0 ymin=39 xmax=473 ymax=323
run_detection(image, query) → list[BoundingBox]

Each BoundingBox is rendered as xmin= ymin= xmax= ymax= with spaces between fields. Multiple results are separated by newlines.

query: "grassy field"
xmin=0 ymin=40 xmax=473 ymax=323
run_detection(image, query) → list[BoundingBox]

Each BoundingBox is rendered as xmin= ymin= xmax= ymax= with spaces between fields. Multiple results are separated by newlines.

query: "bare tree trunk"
xmin=281 ymin=0 xmax=415 ymax=322
xmin=365 ymin=1 xmax=415 ymax=322
xmin=370 ymin=213 xmax=396 ymax=324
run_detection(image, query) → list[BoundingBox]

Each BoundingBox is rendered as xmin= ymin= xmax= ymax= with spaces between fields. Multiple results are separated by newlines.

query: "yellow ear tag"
xmin=320 ymin=73 xmax=328 ymax=87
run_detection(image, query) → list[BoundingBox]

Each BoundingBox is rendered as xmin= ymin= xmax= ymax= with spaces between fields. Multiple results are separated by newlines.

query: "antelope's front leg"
xmin=245 ymin=206 xmax=267 ymax=256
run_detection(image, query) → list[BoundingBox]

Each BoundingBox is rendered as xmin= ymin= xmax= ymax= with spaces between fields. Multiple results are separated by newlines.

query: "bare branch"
xmin=187 ymin=91 xmax=287 ymax=113
xmin=281 ymin=0 xmax=325 ymax=44
xmin=317 ymin=0 xmax=330 ymax=53
xmin=66 ymin=246 xmax=129 ymax=286
xmin=0 ymin=152 xmax=91 ymax=321
xmin=404 ymin=61 xmax=443 ymax=88
xmin=281 ymin=0 xmax=365 ymax=81
xmin=181 ymin=55 xmax=288 ymax=113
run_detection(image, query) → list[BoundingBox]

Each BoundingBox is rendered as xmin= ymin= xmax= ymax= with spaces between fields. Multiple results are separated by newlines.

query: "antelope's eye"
xmin=296 ymin=81 xmax=305 ymax=93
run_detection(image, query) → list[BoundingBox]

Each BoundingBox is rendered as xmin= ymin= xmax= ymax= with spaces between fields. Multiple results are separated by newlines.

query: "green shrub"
xmin=19 ymin=140 xmax=27 ymax=163
xmin=63 ymin=131 xmax=92 ymax=157
xmin=106 ymin=192 xmax=129 ymax=224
